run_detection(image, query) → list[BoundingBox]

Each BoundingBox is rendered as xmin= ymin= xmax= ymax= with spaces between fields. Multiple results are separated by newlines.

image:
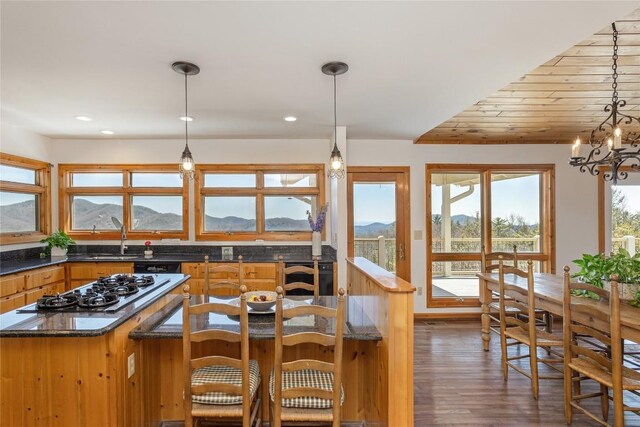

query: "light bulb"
xmin=614 ymin=127 xmax=622 ymax=137
xmin=182 ymin=161 xmax=193 ymax=171
xmin=331 ymin=159 xmax=342 ymax=170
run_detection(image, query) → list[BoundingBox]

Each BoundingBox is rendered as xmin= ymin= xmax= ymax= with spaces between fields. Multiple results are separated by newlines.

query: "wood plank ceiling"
xmin=416 ymin=9 xmax=640 ymax=144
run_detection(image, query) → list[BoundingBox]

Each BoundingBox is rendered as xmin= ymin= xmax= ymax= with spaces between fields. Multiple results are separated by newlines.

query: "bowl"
xmin=246 ymin=291 xmax=277 ymax=312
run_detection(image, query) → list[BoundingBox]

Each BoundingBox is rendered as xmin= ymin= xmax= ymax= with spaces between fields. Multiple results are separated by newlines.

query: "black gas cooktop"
xmin=18 ymin=274 xmax=170 ymax=314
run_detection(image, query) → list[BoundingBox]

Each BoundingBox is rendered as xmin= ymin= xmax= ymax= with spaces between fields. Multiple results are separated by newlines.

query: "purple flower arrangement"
xmin=307 ymin=203 xmax=329 ymax=232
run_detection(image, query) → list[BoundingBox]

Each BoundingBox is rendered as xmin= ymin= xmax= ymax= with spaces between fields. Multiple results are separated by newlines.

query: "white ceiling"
xmin=1 ymin=1 xmax=637 ymax=141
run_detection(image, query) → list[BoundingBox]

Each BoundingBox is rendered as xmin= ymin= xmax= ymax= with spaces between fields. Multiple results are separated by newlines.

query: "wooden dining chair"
xmin=483 ymin=245 xmax=553 ymax=336
xmin=277 ymin=255 xmax=320 ymax=298
xmin=182 ymin=284 xmax=262 ymax=427
xmin=562 ymin=268 xmax=640 ymax=427
xmin=270 ymin=286 xmax=345 ymax=427
xmin=204 ymin=254 xmax=244 ymax=296
xmin=498 ymin=258 xmax=563 ymax=399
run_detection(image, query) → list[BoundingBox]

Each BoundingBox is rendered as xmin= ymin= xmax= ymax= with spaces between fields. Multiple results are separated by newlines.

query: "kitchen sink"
xmin=86 ymin=255 xmax=139 ymax=260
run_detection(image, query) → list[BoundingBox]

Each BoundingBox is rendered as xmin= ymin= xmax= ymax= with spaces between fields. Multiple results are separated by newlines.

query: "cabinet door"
xmin=25 ymin=266 xmax=65 ymax=290
xmin=0 ymin=293 xmax=26 ymax=314
xmin=0 ymin=274 xmax=25 ymax=297
xmin=68 ymin=263 xmax=133 ymax=279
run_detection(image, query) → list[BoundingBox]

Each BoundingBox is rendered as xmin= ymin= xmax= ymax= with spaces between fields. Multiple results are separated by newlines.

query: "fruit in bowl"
xmin=246 ymin=291 xmax=277 ymax=312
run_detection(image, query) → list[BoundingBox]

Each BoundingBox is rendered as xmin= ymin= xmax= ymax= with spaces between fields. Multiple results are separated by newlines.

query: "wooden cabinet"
xmin=0 ymin=265 xmax=65 ymax=313
xmin=182 ymin=262 xmax=277 ymax=294
xmin=67 ymin=262 xmax=133 ymax=289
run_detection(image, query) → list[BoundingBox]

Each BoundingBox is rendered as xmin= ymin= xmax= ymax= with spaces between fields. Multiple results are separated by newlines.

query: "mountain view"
xmin=0 ymin=200 xmax=37 ymax=232
xmin=0 ymin=199 xmax=311 ymax=232
xmin=354 ymin=222 xmax=396 ymax=238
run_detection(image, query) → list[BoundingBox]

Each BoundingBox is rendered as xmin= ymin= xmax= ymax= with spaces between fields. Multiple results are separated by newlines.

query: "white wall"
xmin=347 ymin=140 xmax=600 ymax=314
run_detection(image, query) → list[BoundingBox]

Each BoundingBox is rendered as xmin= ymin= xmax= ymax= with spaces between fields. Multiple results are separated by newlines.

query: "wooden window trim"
xmin=425 ymin=163 xmax=555 ymax=308
xmin=195 ymin=164 xmax=325 ymax=241
xmin=59 ymin=164 xmax=189 ymax=240
xmin=0 ymin=153 xmax=52 ymax=245
xmin=597 ymin=166 xmax=637 ymax=253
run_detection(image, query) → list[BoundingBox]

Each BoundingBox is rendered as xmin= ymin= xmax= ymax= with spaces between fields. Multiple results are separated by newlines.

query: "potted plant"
xmin=573 ymin=248 xmax=640 ymax=306
xmin=144 ymin=241 xmax=153 ymax=259
xmin=40 ymin=229 xmax=75 ymax=257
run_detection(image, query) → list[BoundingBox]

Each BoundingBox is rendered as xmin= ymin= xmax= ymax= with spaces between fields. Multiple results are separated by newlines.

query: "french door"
xmin=347 ymin=167 xmax=411 ymax=281
xmin=426 ymin=164 xmax=555 ymax=308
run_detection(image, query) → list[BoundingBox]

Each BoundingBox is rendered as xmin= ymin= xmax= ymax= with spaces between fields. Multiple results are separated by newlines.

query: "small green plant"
xmin=40 ymin=229 xmax=75 ymax=253
xmin=573 ymin=248 xmax=640 ymax=305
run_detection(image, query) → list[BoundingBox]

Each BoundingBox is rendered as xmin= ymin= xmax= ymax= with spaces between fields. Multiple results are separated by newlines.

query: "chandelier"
xmin=172 ymin=61 xmax=200 ymax=181
xmin=569 ymin=23 xmax=639 ymax=185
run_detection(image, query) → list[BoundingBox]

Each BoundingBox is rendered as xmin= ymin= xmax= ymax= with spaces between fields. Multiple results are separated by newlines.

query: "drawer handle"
xmin=97 ymin=272 xmax=105 ymax=275
xmin=43 ymin=275 xmax=52 ymax=279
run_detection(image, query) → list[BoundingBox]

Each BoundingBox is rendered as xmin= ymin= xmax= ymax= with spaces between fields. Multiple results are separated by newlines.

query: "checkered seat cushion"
xmin=269 ymin=369 xmax=344 ymax=409
xmin=191 ymin=359 xmax=260 ymax=405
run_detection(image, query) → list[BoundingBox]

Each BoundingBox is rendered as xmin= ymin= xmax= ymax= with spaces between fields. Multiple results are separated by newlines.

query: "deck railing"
xmin=353 ymin=236 xmax=542 ymax=274
xmin=611 ymin=235 xmax=638 ymax=256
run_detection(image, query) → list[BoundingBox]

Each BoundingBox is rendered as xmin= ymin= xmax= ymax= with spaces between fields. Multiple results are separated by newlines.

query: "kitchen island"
xmin=130 ymin=257 xmax=415 ymax=426
xmin=0 ymin=273 xmax=189 ymax=426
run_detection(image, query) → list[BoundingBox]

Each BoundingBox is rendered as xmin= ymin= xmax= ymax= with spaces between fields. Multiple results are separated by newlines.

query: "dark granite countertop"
xmin=0 ymin=245 xmax=336 ymax=276
xmin=0 ymin=256 xmax=68 ymax=276
xmin=0 ymin=273 xmax=189 ymax=338
xmin=129 ymin=294 xmax=382 ymax=341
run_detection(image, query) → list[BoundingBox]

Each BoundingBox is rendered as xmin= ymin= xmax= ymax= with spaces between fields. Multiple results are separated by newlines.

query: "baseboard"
xmin=414 ymin=312 xmax=482 ymax=320
xmin=160 ymin=420 xmax=366 ymax=426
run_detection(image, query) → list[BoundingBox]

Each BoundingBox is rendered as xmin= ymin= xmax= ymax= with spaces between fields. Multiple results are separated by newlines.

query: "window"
xmin=598 ymin=167 xmax=640 ymax=255
xmin=0 ymin=153 xmax=51 ymax=244
xmin=59 ymin=165 xmax=188 ymax=239
xmin=426 ymin=164 xmax=555 ymax=308
xmin=196 ymin=165 xmax=325 ymax=240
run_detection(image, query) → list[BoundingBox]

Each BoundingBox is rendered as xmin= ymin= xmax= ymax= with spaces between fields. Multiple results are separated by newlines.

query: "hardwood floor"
xmin=414 ymin=320 xmax=640 ymax=426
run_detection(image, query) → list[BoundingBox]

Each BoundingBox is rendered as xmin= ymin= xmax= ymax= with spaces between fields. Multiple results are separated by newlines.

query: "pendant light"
xmin=172 ymin=61 xmax=200 ymax=180
xmin=322 ymin=61 xmax=349 ymax=179
xmin=569 ymin=23 xmax=639 ymax=184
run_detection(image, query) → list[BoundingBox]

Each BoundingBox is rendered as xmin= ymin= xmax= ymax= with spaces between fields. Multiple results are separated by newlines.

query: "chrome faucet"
xmin=111 ymin=217 xmax=127 ymax=255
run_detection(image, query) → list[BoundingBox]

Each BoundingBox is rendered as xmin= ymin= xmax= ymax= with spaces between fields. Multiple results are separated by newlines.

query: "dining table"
xmin=478 ymin=272 xmax=640 ymax=351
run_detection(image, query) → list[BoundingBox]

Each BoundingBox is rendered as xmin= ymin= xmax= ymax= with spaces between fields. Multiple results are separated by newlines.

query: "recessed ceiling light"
xmin=100 ymin=130 xmax=115 ymax=135
xmin=284 ymin=116 xmax=297 ymax=122
xmin=75 ymin=115 xmax=92 ymax=121
xmin=179 ymin=116 xmax=194 ymax=122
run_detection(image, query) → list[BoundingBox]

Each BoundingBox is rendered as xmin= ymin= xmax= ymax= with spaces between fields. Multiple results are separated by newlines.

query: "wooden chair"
xmin=204 ymin=254 xmax=244 ymax=296
xmin=270 ymin=286 xmax=345 ymax=427
xmin=498 ymin=259 xmax=563 ymax=399
xmin=482 ymin=245 xmax=553 ymax=336
xmin=563 ymin=268 xmax=640 ymax=427
xmin=182 ymin=284 xmax=261 ymax=427
xmin=277 ymin=255 xmax=320 ymax=298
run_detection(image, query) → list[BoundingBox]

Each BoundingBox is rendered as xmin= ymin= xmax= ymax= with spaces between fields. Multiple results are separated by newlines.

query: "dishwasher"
xmin=133 ymin=261 xmax=181 ymax=274
xmin=284 ymin=261 xmax=334 ymax=296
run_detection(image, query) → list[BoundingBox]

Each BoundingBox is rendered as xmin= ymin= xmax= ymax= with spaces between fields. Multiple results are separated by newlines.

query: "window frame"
xmin=425 ymin=163 xmax=556 ymax=308
xmin=0 ymin=153 xmax=52 ymax=244
xmin=598 ymin=166 xmax=639 ymax=253
xmin=59 ymin=164 xmax=189 ymax=240
xmin=195 ymin=164 xmax=325 ymax=241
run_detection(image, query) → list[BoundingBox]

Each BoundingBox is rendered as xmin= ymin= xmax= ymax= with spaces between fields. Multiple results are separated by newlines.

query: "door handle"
xmin=398 ymin=243 xmax=405 ymax=261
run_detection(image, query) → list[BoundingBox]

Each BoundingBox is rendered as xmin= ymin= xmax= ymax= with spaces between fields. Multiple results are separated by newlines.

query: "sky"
xmin=353 ymin=183 xmax=396 ymax=226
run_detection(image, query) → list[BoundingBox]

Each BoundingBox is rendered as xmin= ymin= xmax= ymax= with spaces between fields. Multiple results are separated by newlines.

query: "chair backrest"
xmin=272 ymin=286 xmax=345 ymax=425
xmin=562 ymin=266 xmax=621 ymax=381
xmin=277 ymin=255 xmax=320 ymax=298
xmin=204 ymin=255 xmax=244 ymax=297
xmin=182 ymin=284 xmax=252 ymax=425
xmin=482 ymin=244 xmax=518 ymax=273
xmin=498 ymin=258 xmax=537 ymax=341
